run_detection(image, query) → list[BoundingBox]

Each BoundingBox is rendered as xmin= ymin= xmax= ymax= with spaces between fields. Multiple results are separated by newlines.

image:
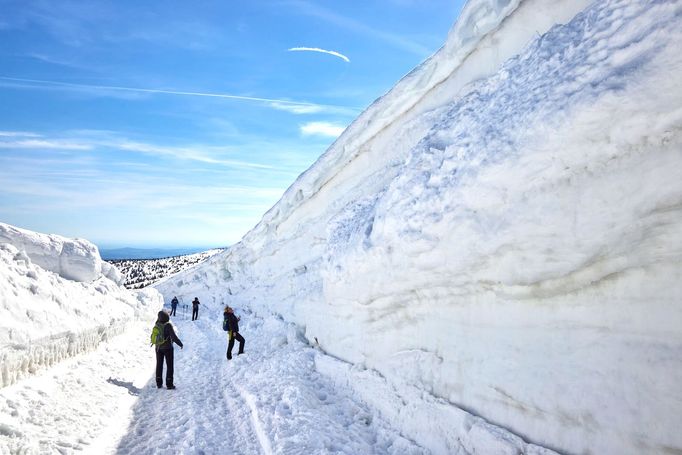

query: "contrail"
xmin=0 ymin=75 xmax=358 ymax=111
xmin=287 ymin=47 xmax=350 ymax=63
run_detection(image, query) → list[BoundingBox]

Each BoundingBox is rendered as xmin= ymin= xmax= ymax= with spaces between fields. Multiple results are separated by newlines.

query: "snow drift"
xmin=0 ymin=224 xmax=161 ymax=388
xmin=160 ymin=0 xmax=680 ymax=453
xmin=0 ymin=222 xmax=121 ymax=284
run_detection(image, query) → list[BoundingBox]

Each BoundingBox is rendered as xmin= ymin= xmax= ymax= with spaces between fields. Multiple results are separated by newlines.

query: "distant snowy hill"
xmin=157 ymin=0 xmax=682 ymax=454
xmin=107 ymin=249 xmax=224 ymax=289
xmin=100 ymin=247 xmax=221 ymax=260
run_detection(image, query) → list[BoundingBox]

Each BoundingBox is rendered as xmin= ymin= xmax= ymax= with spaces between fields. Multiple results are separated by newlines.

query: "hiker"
xmin=170 ymin=296 xmax=179 ymax=317
xmin=152 ymin=310 xmax=183 ymax=389
xmin=191 ymin=297 xmax=200 ymax=321
xmin=223 ymin=306 xmax=245 ymax=360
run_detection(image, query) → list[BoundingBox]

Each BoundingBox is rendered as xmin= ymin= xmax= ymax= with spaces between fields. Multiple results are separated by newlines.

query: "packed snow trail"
xmin=116 ymin=316 xmax=261 ymax=454
xmin=0 ymin=303 xmax=432 ymax=454
xmin=116 ymin=308 xmax=428 ymax=454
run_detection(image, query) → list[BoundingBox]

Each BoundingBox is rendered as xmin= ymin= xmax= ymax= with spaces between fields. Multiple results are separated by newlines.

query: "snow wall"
xmin=0 ymin=222 xmax=121 ymax=284
xmin=0 ymin=223 xmax=161 ymax=388
xmin=158 ymin=0 xmax=682 ymax=453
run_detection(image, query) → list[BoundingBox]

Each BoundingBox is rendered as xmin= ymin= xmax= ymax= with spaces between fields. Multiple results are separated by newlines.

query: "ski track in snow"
xmin=237 ymin=386 xmax=274 ymax=455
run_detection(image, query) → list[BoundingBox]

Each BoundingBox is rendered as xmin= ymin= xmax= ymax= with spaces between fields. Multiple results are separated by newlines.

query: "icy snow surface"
xmin=159 ymin=0 xmax=682 ymax=454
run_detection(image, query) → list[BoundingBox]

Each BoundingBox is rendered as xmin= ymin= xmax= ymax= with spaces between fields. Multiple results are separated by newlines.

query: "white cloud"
xmin=269 ymin=102 xmax=323 ymax=114
xmin=0 ymin=131 xmax=42 ymax=137
xmin=300 ymin=121 xmax=346 ymax=138
xmin=0 ymin=76 xmax=355 ymax=113
xmin=270 ymin=101 xmax=362 ymax=117
xmin=113 ymin=140 xmax=274 ymax=169
xmin=287 ymin=47 xmax=350 ymax=63
xmin=0 ymin=138 xmax=92 ymax=150
xmin=0 ymin=129 xmax=276 ymax=168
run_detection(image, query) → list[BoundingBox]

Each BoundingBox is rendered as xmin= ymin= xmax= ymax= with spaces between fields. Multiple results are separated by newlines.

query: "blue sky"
xmin=0 ymin=0 xmax=463 ymax=248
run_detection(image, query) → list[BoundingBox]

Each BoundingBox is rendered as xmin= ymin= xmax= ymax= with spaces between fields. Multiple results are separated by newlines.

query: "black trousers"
xmin=192 ymin=307 xmax=198 ymax=320
xmin=170 ymin=306 xmax=177 ymax=316
xmin=155 ymin=348 xmax=174 ymax=387
xmin=227 ymin=332 xmax=245 ymax=359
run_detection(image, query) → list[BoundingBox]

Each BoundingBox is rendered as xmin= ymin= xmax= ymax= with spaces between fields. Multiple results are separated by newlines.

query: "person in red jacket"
xmin=224 ymin=306 xmax=245 ymax=360
xmin=153 ymin=311 xmax=183 ymax=389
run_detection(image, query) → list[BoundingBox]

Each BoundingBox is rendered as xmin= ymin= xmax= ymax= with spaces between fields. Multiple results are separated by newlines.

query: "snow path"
xmin=116 ymin=317 xmax=261 ymax=454
xmin=1 ymin=306 xmax=429 ymax=454
xmin=113 ymin=309 xmax=428 ymax=454
xmin=0 ymin=322 xmax=154 ymax=454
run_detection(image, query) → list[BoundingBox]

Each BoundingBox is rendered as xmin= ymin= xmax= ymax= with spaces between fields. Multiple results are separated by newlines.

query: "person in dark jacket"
xmin=191 ymin=297 xmax=200 ymax=321
xmin=170 ymin=296 xmax=179 ymax=317
xmin=224 ymin=306 xmax=245 ymax=360
xmin=154 ymin=310 xmax=183 ymax=389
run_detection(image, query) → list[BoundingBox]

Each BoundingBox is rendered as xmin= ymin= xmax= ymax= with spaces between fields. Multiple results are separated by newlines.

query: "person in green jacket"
xmin=153 ymin=311 xmax=183 ymax=389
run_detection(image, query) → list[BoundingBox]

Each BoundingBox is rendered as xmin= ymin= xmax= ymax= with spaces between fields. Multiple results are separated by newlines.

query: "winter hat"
xmin=157 ymin=311 xmax=170 ymax=323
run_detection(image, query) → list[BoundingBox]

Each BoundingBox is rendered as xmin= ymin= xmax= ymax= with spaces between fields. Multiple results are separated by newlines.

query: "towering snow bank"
xmin=245 ymin=0 xmax=590 ymax=237
xmin=159 ymin=0 xmax=682 ymax=453
xmin=0 ymin=224 xmax=161 ymax=388
xmin=0 ymin=222 xmax=120 ymax=283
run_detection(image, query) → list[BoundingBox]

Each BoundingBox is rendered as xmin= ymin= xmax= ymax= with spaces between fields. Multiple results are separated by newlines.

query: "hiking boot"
xmin=167 ymin=385 xmax=176 ymax=390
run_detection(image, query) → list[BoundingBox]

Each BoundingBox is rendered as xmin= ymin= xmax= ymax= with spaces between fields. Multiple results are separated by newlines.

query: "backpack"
xmin=222 ymin=317 xmax=229 ymax=331
xmin=151 ymin=322 xmax=169 ymax=346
